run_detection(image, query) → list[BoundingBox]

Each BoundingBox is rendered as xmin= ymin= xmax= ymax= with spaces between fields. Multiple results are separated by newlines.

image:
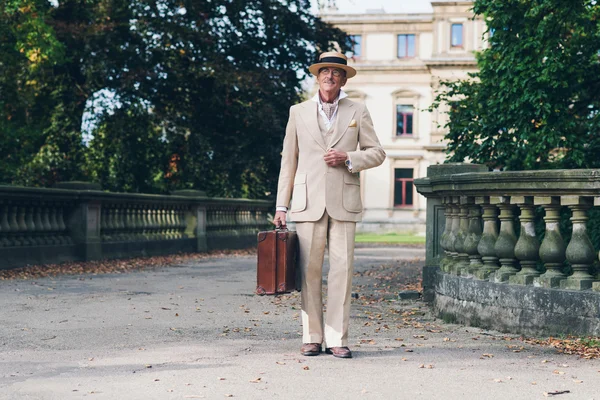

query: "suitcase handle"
xmin=275 ymin=224 xmax=288 ymax=232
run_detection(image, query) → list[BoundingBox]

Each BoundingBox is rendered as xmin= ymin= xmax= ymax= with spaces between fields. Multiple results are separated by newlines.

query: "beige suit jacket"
xmin=275 ymin=97 xmax=386 ymax=222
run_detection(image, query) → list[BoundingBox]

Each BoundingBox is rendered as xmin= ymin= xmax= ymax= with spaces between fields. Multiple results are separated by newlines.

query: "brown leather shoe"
xmin=325 ymin=347 xmax=353 ymax=358
xmin=300 ymin=343 xmax=321 ymax=356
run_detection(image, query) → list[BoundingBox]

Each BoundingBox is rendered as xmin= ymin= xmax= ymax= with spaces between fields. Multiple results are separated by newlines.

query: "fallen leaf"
xmin=303 ymin=366 xmax=309 ymax=370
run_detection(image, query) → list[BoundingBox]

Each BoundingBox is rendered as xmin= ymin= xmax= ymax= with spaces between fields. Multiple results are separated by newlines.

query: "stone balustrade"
xmin=415 ymin=164 xmax=600 ymax=336
xmin=0 ymin=185 xmax=272 ymax=269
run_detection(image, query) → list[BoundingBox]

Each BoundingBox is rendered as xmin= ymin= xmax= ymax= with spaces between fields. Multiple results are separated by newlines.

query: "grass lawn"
xmin=355 ymin=232 xmax=426 ymax=244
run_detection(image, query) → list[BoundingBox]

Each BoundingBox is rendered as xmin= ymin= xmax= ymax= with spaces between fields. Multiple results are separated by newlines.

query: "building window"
xmin=394 ymin=169 xmax=414 ymax=207
xmin=347 ymin=35 xmax=362 ymax=57
xmin=396 ymin=105 xmax=414 ymax=136
xmin=451 ymin=24 xmax=463 ymax=47
xmin=398 ymin=34 xmax=416 ymax=58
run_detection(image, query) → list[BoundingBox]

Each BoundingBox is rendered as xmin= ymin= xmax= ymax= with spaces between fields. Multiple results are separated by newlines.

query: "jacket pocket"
xmin=290 ymin=173 xmax=307 ymax=212
xmin=342 ymin=174 xmax=362 ymax=213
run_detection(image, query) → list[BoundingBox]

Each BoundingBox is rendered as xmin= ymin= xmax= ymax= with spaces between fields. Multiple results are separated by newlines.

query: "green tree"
xmin=434 ymin=0 xmax=600 ymax=170
xmin=1 ymin=0 xmax=347 ymax=198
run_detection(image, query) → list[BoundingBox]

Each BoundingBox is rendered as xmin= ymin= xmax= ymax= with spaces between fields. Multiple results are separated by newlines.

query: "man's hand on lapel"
xmin=324 ymin=149 xmax=348 ymax=167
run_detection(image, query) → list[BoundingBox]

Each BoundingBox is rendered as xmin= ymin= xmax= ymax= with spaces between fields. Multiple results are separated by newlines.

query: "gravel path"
xmin=1 ymin=245 xmax=599 ymax=400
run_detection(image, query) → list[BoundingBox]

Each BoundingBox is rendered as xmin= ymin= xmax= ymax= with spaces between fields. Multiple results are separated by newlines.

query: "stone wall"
xmin=415 ymin=164 xmax=600 ymax=336
xmin=0 ymin=185 xmax=272 ymax=269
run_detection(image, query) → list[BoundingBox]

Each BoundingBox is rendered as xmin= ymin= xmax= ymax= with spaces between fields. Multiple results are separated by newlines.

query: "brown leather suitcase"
xmin=256 ymin=228 xmax=299 ymax=295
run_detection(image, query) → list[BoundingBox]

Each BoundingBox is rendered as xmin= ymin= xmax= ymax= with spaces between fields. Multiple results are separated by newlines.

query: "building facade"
xmin=321 ymin=1 xmax=487 ymax=233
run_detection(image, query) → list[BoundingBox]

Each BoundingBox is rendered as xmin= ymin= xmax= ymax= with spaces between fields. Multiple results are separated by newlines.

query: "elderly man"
xmin=273 ymin=51 xmax=386 ymax=359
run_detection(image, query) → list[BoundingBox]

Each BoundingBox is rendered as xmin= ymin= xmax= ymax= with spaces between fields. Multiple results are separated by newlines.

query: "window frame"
xmin=348 ymin=34 xmax=362 ymax=58
xmin=396 ymin=105 xmax=414 ymax=137
xmin=393 ymin=168 xmax=414 ymax=208
xmin=391 ymin=90 xmax=420 ymax=140
xmin=450 ymin=23 xmax=464 ymax=48
xmin=397 ymin=34 xmax=417 ymax=58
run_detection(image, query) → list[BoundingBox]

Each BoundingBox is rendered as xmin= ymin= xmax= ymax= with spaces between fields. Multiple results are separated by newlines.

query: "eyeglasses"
xmin=319 ymin=68 xmax=344 ymax=77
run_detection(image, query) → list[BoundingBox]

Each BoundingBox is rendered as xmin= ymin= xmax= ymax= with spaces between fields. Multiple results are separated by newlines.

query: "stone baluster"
xmin=171 ymin=206 xmax=179 ymax=238
xmin=9 ymin=204 xmax=21 ymax=246
xmin=492 ymin=197 xmax=519 ymax=283
xmin=534 ymin=197 xmax=567 ymax=288
xmin=16 ymin=205 xmax=30 ymax=246
xmin=133 ymin=206 xmax=143 ymax=240
xmin=41 ymin=205 xmax=55 ymax=245
xmin=147 ymin=205 xmax=155 ymax=239
xmin=31 ymin=204 xmax=44 ymax=245
xmin=57 ymin=204 xmax=69 ymax=244
xmin=446 ymin=199 xmax=460 ymax=273
xmin=510 ymin=196 xmax=541 ymax=285
xmin=112 ymin=206 xmax=122 ymax=241
xmin=0 ymin=202 xmax=12 ymax=246
xmin=560 ymin=197 xmax=597 ymax=290
xmin=452 ymin=197 xmax=471 ymax=276
xmin=119 ymin=205 xmax=127 ymax=241
xmin=164 ymin=207 xmax=173 ymax=239
xmin=439 ymin=197 xmax=452 ymax=272
xmin=465 ymin=203 xmax=483 ymax=276
xmin=157 ymin=207 xmax=164 ymax=239
xmin=158 ymin=208 xmax=167 ymax=239
xmin=24 ymin=204 xmax=36 ymax=245
xmin=107 ymin=206 xmax=117 ymax=241
xmin=160 ymin=205 xmax=170 ymax=240
xmin=140 ymin=205 xmax=149 ymax=240
xmin=48 ymin=205 xmax=61 ymax=243
xmin=129 ymin=206 xmax=138 ymax=240
xmin=475 ymin=198 xmax=499 ymax=280
xmin=152 ymin=205 xmax=160 ymax=240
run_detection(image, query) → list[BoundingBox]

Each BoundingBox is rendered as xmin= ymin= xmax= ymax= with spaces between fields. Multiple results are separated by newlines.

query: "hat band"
xmin=319 ymin=56 xmax=347 ymax=66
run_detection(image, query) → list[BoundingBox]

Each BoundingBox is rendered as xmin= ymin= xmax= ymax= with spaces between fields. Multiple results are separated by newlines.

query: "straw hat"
xmin=308 ymin=51 xmax=357 ymax=79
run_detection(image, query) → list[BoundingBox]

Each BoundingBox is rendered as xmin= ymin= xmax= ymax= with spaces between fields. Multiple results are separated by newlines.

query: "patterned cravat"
xmin=322 ymin=101 xmax=336 ymax=120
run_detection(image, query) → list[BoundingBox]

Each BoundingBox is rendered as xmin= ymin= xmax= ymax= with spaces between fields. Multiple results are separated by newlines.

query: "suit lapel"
xmin=298 ymin=101 xmax=327 ymax=151
xmin=329 ymin=99 xmax=356 ymax=149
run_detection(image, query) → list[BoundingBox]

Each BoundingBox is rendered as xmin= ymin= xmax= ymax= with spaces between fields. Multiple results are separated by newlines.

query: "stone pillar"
xmin=492 ymin=196 xmax=519 ymax=283
xmin=510 ymin=196 xmax=541 ymax=285
xmin=452 ymin=197 xmax=472 ymax=276
xmin=68 ymin=200 xmax=102 ymax=261
xmin=464 ymin=203 xmax=483 ymax=276
xmin=475 ymin=197 xmax=499 ymax=280
xmin=418 ymin=163 xmax=488 ymax=302
xmin=534 ymin=197 xmax=567 ymax=288
xmin=561 ymin=196 xmax=597 ymax=290
xmin=173 ymin=190 xmax=208 ymax=252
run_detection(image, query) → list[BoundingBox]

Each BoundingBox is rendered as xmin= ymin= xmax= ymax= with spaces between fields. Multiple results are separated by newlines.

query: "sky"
xmin=321 ymin=0 xmax=434 ymax=13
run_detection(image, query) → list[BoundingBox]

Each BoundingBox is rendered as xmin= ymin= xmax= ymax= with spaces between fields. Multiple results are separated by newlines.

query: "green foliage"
xmin=433 ymin=0 xmax=600 ymax=170
xmin=0 ymin=0 xmax=348 ymax=197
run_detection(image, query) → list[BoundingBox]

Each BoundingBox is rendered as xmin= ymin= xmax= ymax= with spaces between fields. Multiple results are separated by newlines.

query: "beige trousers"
xmin=295 ymin=210 xmax=356 ymax=347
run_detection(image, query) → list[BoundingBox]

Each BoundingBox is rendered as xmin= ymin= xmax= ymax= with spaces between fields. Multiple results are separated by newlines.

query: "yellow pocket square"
xmin=348 ymin=119 xmax=357 ymax=127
